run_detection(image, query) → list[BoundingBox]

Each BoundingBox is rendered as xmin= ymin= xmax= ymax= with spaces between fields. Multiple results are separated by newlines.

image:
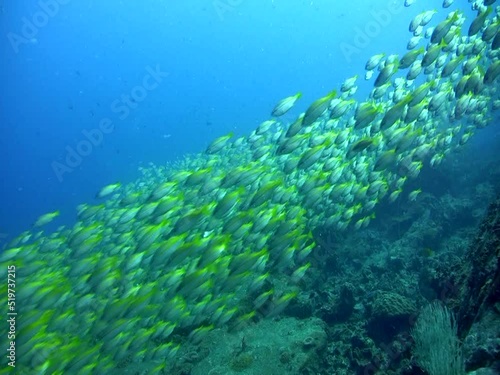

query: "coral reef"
xmin=169 ymin=317 xmax=327 ymax=375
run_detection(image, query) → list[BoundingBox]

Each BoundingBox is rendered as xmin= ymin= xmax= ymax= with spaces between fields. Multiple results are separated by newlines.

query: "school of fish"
xmin=1 ymin=0 xmax=499 ymax=373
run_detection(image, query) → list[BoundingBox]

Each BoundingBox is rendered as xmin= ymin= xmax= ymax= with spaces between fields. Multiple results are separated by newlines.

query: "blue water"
xmin=0 ymin=0 xmax=489 ymax=242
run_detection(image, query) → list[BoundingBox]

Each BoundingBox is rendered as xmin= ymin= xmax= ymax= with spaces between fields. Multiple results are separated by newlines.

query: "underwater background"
xmin=1 ymin=0 xmax=492 ymax=239
xmin=1 ymin=0 xmax=500 ymax=374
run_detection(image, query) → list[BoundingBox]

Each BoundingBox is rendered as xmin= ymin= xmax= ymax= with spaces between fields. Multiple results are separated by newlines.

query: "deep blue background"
xmin=0 ymin=0 xmax=490 ymax=243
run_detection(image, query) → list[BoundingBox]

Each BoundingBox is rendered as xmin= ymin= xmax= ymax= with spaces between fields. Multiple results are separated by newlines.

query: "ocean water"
xmin=1 ymin=0 xmax=484 ymax=240
xmin=1 ymin=0 xmax=499 ymax=374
